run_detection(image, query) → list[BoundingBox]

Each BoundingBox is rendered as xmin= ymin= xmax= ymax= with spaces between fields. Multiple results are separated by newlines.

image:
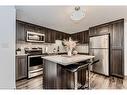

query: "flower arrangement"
xmin=62 ymin=37 xmax=77 ymax=56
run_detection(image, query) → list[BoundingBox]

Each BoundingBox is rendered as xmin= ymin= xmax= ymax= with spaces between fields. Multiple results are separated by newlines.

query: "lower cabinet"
xmin=111 ymin=49 xmax=124 ymax=78
xmin=16 ymin=56 xmax=27 ymax=80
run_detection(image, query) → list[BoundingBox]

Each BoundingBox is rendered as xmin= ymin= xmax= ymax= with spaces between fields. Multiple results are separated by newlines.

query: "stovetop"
xmin=24 ymin=47 xmax=43 ymax=55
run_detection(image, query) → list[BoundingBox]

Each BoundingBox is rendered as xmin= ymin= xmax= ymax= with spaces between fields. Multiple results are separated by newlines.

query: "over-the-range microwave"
xmin=26 ymin=31 xmax=45 ymax=42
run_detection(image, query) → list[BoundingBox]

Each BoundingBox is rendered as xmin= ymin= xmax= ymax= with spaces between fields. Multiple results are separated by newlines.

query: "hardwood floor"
xmin=16 ymin=75 xmax=43 ymax=89
xmin=16 ymin=72 xmax=127 ymax=89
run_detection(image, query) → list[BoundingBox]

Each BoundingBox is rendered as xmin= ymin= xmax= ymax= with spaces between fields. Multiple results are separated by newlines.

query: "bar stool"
xmin=64 ymin=62 xmax=89 ymax=89
xmin=87 ymin=59 xmax=99 ymax=89
xmin=64 ymin=59 xmax=99 ymax=90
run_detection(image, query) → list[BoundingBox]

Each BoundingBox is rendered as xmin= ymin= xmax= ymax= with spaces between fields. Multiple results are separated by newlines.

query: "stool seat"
xmin=64 ymin=64 xmax=80 ymax=72
xmin=65 ymin=63 xmax=89 ymax=72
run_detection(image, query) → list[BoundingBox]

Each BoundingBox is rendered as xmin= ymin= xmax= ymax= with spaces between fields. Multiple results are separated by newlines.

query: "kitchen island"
xmin=42 ymin=54 xmax=94 ymax=89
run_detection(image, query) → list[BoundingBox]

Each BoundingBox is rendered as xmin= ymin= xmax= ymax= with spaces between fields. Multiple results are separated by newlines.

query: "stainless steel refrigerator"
xmin=89 ymin=34 xmax=109 ymax=76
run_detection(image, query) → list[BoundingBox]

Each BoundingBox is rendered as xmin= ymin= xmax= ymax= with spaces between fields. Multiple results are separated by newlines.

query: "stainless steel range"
xmin=25 ymin=47 xmax=43 ymax=78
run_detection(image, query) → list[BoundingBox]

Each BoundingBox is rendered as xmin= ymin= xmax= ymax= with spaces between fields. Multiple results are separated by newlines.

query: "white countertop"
xmin=16 ymin=54 xmax=28 ymax=57
xmin=42 ymin=54 xmax=95 ymax=66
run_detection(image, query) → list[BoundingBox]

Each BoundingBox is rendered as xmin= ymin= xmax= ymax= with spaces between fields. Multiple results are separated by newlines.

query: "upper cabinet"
xmin=56 ymin=31 xmax=63 ymax=40
xmin=83 ymin=30 xmax=89 ymax=43
xmin=70 ymin=30 xmax=89 ymax=44
xmin=16 ymin=21 xmax=26 ymax=42
xmin=89 ymin=24 xmax=109 ymax=36
xmin=62 ymin=32 xmax=70 ymax=40
xmin=71 ymin=33 xmax=77 ymax=41
xmin=16 ymin=20 xmax=70 ymax=43
xmin=45 ymin=29 xmax=57 ymax=43
xmin=111 ymin=20 xmax=124 ymax=49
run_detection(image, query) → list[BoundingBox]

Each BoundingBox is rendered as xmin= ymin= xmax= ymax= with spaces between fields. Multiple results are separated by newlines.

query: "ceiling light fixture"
xmin=70 ymin=6 xmax=85 ymax=21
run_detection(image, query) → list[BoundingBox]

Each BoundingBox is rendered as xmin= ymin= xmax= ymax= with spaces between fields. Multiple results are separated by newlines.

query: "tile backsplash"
xmin=16 ymin=40 xmax=89 ymax=54
xmin=76 ymin=44 xmax=89 ymax=53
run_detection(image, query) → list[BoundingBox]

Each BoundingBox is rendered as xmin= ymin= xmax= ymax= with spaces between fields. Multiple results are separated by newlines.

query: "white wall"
xmin=0 ymin=6 xmax=16 ymax=89
xmin=124 ymin=22 xmax=127 ymax=76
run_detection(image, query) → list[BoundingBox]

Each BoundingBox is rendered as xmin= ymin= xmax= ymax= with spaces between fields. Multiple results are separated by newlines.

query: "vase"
xmin=67 ymin=50 xmax=72 ymax=56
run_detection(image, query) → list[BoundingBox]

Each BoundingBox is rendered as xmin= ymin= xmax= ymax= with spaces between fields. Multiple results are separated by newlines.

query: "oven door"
xmin=28 ymin=55 xmax=43 ymax=71
xmin=28 ymin=55 xmax=43 ymax=78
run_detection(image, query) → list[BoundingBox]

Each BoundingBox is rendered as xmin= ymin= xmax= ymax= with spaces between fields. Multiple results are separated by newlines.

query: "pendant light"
xmin=70 ymin=6 xmax=85 ymax=21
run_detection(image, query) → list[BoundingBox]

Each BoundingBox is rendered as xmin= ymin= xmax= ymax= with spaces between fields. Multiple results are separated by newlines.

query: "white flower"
xmin=63 ymin=37 xmax=77 ymax=51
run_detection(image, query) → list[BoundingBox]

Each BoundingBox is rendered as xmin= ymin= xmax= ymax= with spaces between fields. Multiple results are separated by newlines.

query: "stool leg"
xmin=88 ymin=64 xmax=90 ymax=89
xmin=74 ymin=72 xmax=78 ymax=90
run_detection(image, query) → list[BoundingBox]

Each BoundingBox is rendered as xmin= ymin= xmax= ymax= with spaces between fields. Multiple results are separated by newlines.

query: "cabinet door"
xmin=89 ymin=27 xmax=96 ymax=36
xmin=62 ymin=33 xmax=66 ymax=40
xmin=16 ymin=21 xmax=25 ymax=42
xmin=45 ymin=29 xmax=54 ymax=43
xmin=71 ymin=30 xmax=89 ymax=44
xmin=25 ymin=24 xmax=35 ymax=32
xmin=56 ymin=31 xmax=63 ymax=40
xmin=35 ymin=27 xmax=44 ymax=34
xmin=110 ymin=20 xmax=124 ymax=78
xmin=16 ymin=57 xmax=19 ymax=80
xmin=111 ymin=49 xmax=124 ymax=78
xmin=89 ymin=25 xmax=109 ymax=36
xmin=56 ymin=31 xmax=60 ymax=40
xmin=76 ymin=32 xmax=81 ymax=43
xmin=16 ymin=56 xmax=27 ymax=80
xmin=96 ymin=25 xmax=109 ymax=35
xmin=51 ymin=30 xmax=56 ymax=43
xmin=111 ymin=21 xmax=124 ymax=48
xmin=45 ymin=29 xmax=50 ymax=43
xmin=71 ymin=33 xmax=77 ymax=41
xmin=62 ymin=33 xmax=69 ymax=40
xmin=24 ymin=23 xmax=36 ymax=42
xmin=84 ymin=30 xmax=89 ymax=43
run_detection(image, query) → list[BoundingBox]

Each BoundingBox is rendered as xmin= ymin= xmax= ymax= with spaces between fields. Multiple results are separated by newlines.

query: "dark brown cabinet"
xmin=111 ymin=21 xmax=124 ymax=48
xmin=83 ymin=30 xmax=89 ymax=43
xmin=111 ymin=49 xmax=123 ymax=77
xmin=89 ymin=27 xmax=96 ymax=36
xmin=16 ymin=20 xmax=70 ymax=43
xmin=51 ymin=30 xmax=56 ymax=43
xmin=89 ymin=19 xmax=124 ymax=78
xmin=24 ymin=24 xmax=35 ymax=33
xmin=70 ymin=30 xmax=89 ymax=44
xmin=110 ymin=20 xmax=124 ymax=78
xmin=71 ymin=33 xmax=77 ymax=41
xmin=62 ymin=33 xmax=70 ymax=40
xmin=45 ymin=29 xmax=57 ymax=43
xmin=55 ymin=31 xmax=70 ymax=41
xmin=56 ymin=31 xmax=63 ymax=40
xmin=16 ymin=56 xmax=27 ymax=80
xmin=16 ymin=21 xmax=25 ymax=42
xmin=89 ymin=24 xmax=109 ymax=36
xmin=45 ymin=29 xmax=51 ymax=43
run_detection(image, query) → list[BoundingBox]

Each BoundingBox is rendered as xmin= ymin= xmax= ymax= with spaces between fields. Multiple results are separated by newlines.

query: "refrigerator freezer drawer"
xmin=90 ymin=49 xmax=109 ymax=76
